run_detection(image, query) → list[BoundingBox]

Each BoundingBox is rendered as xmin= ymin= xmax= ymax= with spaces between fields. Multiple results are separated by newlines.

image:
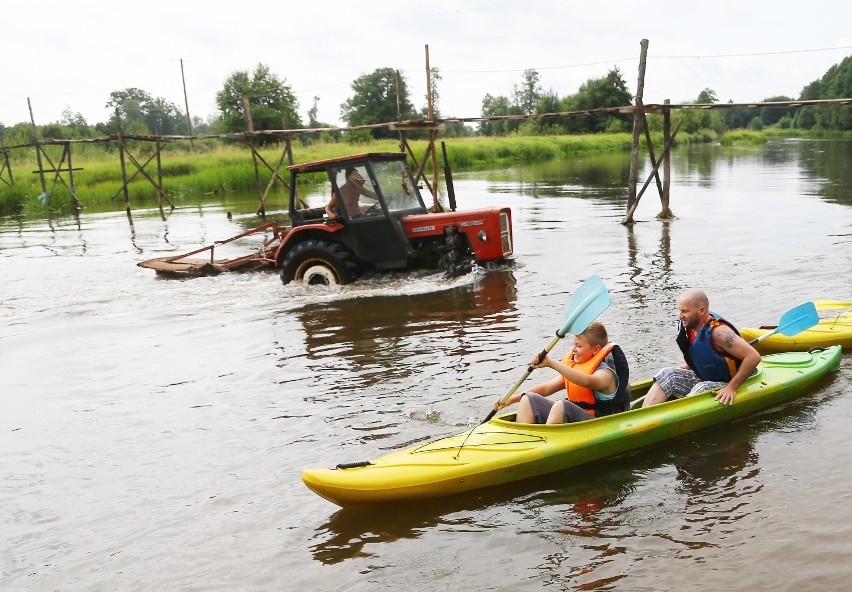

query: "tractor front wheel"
xmin=280 ymin=239 xmax=360 ymax=286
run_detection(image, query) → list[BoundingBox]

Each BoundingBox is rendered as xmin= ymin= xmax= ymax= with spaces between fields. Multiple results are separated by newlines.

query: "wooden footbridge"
xmin=2 ymin=40 xmax=849 ymax=225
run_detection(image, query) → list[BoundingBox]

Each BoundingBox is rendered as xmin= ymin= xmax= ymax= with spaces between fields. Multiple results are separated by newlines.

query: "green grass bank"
xmin=1 ymin=129 xmax=847 ymax=217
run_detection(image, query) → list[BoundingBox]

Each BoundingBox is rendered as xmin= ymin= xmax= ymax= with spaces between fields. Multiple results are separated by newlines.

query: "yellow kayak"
xmin=741 ymin=300 xmax=852 ymax=353
xmin=302 ymin=347 xmax=842 ymax=507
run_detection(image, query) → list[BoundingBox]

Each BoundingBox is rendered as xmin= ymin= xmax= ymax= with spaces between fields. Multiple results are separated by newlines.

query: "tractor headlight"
xmin=499 ymin=212 xmax=512 ymax=255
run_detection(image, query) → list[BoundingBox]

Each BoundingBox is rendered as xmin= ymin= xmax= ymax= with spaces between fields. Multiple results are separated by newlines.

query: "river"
xmin=1 ymin=139 xmax=851 ymax=591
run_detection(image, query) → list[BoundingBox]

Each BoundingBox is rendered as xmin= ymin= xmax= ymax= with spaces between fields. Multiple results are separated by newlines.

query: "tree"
xmin=105 ymin=88 xmax=187 ymax=135
xmin=215 ymin=63 xmax=302 ymax=140
xmin=696 ymin=88 xmax=718 ymax=104
xmin=563 ymin=67 xmax=633 ymax=133
xmin=55 ymin=106 xmax=94 ymax=139
xmin=759 ymin=95 xmax=795 ymax=126
xmin=722 ymin=99 xmax=749 ymax=130
xmin=305 ymin=96 xmax=339 ymax=144
xmin=307 ymin=96 xmax=321 ymax=127
xmin=800 ymin=55 xmax=852 ymax=130
xmin=426 ymin=67 xmax=442 ymax=118
xmin=533 ymin=90 xmax=567 ymax=134
xmin=340 ymin=67 xmax=415 ymax=139
xmin=479 ymin=93 xmax=520 ymax=136
xmin=512 ymin=69 xmax=542 ymax=115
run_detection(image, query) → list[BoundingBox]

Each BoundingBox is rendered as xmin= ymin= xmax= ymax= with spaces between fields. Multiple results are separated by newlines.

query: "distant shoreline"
xmin=2 ymin=129 xmax=849 ymax=217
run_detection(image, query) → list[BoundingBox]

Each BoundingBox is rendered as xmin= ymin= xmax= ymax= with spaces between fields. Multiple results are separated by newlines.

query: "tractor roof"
xmin=288 ymin=152 xmax=406 ymax=174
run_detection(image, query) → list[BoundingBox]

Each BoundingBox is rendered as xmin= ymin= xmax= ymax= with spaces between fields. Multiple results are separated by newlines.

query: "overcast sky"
xmin=3 ymin=0 xmax=850 ymax=130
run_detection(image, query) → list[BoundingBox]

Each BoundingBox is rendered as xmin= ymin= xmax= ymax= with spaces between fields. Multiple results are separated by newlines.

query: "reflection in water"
xmin=309 ymin=461 xmax=635 ymax=567
xmin=487 ymin=397 xmax=832 ymax=589
xmin=289 ymin=270 xmax=519 ymax=387
xmin=796 ymin=139 xmax=852 ymax=206
xmin=674 ymin=440 xmax=756 ymax=496
xmin=311 ymin=502 xmax=461 ymax=565
xmin=624 ymin=219 xmax=674 ymax=308
xmin=482 ymin=152 xmax=631 ymax=203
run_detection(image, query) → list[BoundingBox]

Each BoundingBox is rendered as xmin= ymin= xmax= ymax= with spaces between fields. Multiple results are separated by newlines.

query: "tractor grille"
xmin=500 ymin=212 xmax=512 ymax=255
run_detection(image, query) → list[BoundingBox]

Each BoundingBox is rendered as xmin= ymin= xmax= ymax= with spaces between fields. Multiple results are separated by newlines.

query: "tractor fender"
xmin=274 ymin=222 xmax=348 ymax=266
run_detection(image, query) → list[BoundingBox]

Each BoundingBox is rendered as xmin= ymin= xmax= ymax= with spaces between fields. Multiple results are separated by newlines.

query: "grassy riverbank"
xmin=0 ymin=134 xmax=645 ymax=216
xmin=1 ymin=129 xmax=848 ymax=216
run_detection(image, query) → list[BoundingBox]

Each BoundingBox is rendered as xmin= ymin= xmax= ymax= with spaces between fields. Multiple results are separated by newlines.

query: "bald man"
xmin=641 ymin=289 xmax=761 ymax=407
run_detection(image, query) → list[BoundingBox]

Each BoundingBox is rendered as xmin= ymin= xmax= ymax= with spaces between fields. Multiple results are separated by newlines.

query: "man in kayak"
xmin=493 ymin=322 xmax=629 ymax=423
xmin=641 ymin=288 xmax=761 ymax=408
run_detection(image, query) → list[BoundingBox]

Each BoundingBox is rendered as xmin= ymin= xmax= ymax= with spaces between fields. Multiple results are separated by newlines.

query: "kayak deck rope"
xmin=451 ymin=423 xmax=542 ymax=460
xmin=453 ymin=426 xmax=478 ymax=460
xmin=412 ymin=431 xmax=545 ymax=457
xmin=334 ymin=461 xmax=373 ymax=469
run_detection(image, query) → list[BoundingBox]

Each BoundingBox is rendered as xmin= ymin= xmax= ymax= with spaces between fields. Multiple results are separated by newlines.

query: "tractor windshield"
xmin=371 ymin=160 xmax=425 ymax=213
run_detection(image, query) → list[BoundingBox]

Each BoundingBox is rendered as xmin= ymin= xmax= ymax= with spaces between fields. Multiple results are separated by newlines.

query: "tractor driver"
xmin=325 ymin=167 xmax=378 ymax=218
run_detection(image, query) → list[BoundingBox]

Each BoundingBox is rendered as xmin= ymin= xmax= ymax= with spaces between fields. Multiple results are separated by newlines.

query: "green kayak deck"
xmin=302 ymin=347 xmax=842 ymax=507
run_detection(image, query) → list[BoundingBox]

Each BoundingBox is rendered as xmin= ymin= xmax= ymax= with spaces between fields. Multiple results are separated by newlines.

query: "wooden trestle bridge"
xmin=1 ymin=40 xmax=849 ymax=225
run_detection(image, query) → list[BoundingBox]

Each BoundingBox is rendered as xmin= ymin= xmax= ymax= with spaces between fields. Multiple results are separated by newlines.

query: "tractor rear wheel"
xmin=280 ymin=239 xmax=360 ymax=286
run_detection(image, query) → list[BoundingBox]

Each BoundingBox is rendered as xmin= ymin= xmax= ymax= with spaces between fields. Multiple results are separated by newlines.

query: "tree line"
xmin=1 ymin=55 xmax=849 ymax=147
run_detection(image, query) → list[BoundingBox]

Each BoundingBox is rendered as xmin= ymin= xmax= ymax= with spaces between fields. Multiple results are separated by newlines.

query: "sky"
xmin=3 ymin=0 xmax=850 ymax=131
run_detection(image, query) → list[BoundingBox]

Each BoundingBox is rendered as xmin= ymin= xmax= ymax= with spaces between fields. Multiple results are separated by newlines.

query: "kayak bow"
xmin=741 ymin=300 xmax=852 ymax=353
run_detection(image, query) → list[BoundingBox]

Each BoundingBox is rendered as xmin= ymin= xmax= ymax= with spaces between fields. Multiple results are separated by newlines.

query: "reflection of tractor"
xmin=138 ymin=152 xmax=513 ymax=285
xmin=275 ymin=152 xmax=513 ymax=285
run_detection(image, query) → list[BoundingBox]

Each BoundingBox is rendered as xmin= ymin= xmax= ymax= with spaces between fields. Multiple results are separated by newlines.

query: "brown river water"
xmin=2 ymin=139 xmax=851 ymax=591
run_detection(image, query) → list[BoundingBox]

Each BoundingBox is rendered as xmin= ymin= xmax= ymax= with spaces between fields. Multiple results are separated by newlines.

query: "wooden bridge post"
xmin=180 ymin=58 xmax=194 ymax=152
xmin=155 ymin=129 xmax=166 ymax=220
xmin=114 ymin=108 xmax=133 ymax=223
xmin=623 ymin=39 xmax=649 ymax=225
xmin=27 ymin=98 xmax=49 ymax=203
xmin=425 ymin=45 xmax=440 ymax=210
xmin=660 ymin=99 xmax=673 ymax=218
xmin=64 ymin=142 xmax=83 ymax=211
xmin=241 ymin=96 xmax=265 ymax=217
xmin=395 ymin=70 xmax=405 ymax=153
xmin=0 ymin=137 xmax=13 ymax=187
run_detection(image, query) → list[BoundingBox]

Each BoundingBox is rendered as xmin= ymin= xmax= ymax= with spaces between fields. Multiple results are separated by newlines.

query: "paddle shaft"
xmin=480 ymin=275 xmax=610 ymax=425
xmin=481 ymin=335 xmax=561 ymax=423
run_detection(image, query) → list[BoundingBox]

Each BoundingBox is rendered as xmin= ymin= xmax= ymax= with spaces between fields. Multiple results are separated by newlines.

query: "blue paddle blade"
xmin=775 ymin=301 xmax=819 ymax=336
xmin=557 ymin=274 xmax=611 ymax=338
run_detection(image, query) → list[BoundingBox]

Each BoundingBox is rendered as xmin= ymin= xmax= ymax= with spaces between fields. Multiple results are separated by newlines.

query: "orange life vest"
xmin=561 ymin=343 xmax=615 ymax=417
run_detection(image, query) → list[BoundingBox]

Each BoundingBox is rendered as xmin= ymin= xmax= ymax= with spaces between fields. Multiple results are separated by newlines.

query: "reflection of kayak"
xmin=302 ymin=347 xmax=842 ymax=507
xmin=741 ymin=300 xmax=852 ymax=353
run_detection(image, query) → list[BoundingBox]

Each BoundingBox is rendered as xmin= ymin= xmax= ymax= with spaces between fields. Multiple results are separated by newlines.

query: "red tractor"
xmin=138 ymin=152 xmax=513 ymax=284
xmin=274 ymin=152 xmax=513 ymax=285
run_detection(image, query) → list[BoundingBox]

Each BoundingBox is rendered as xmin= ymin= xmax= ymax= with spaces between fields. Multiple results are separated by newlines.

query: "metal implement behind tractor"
xmin=139 ymin=152 xmax=513 ymax=285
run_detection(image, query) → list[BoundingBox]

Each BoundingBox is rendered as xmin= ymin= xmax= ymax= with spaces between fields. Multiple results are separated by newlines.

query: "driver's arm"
xmin=325 ymin=193 xmax=338 ymax=217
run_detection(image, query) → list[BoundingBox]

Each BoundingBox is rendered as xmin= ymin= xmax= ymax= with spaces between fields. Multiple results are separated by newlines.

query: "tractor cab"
xmin=278 ymin=151 xmax=513 ymax=286
xmin=288 ymin=153 xmax=426 ymax=270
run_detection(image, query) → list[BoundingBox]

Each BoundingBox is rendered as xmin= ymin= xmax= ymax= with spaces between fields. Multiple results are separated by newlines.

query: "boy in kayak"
xmin=641 ymin=288 xmax=761 ymax=408
xmin=493 ymin=322 xmax=629 ymax=424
